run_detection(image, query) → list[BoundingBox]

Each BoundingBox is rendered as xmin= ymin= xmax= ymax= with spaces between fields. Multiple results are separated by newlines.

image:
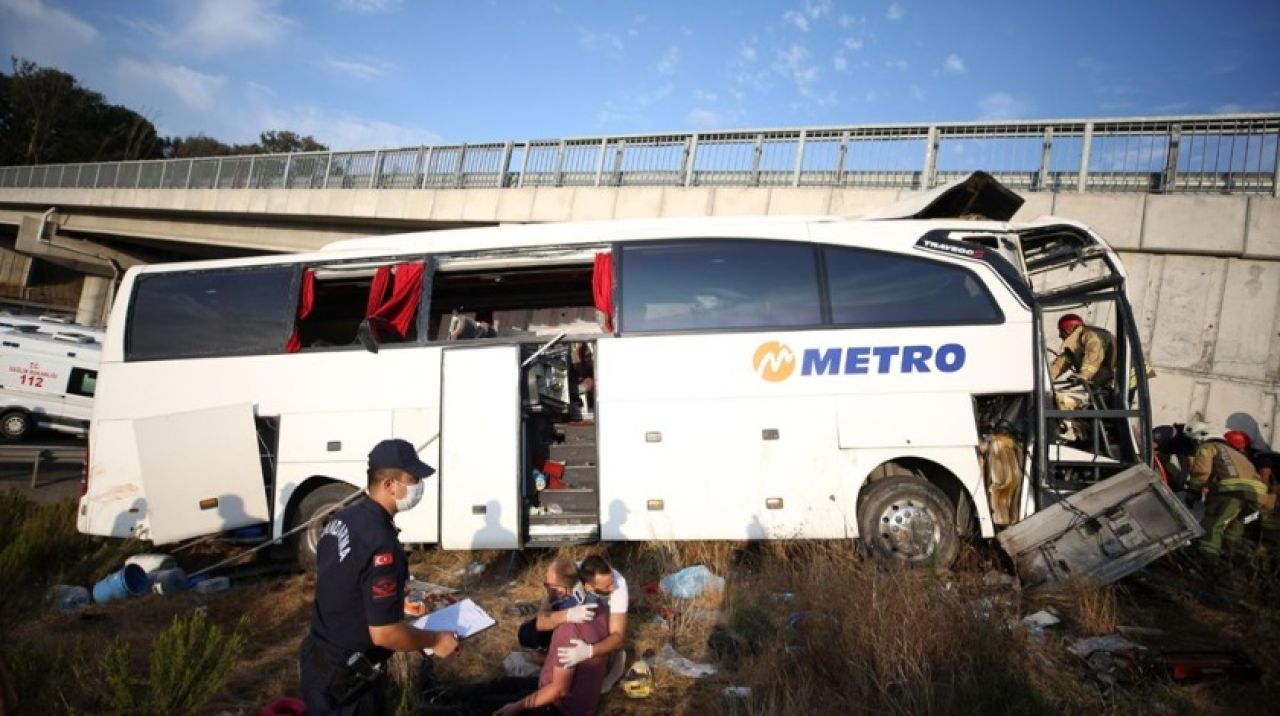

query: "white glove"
xmin=557 ymin=638 xmax=593 ymax=667
xmin=564 ymin=602 xmax=597 ymax=624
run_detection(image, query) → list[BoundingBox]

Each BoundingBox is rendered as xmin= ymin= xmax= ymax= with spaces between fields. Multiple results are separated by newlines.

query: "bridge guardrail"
xmin=1 ymin=114 xmax=1278 ymax=196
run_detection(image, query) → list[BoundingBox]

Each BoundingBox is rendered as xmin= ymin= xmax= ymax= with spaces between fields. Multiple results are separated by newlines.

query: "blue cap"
xmin=368 ymin=439 xmax=435 ymax=479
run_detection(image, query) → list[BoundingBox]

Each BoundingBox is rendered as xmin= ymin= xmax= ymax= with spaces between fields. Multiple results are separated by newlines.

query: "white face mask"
xmin=394 ymin=479 xmax=424 ymax=512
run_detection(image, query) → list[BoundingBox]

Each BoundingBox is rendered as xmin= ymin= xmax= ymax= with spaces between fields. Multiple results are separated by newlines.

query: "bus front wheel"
xmin=857 ymin=476 xmax=959 ymax=569
xmin=290 ymin=482 xmax=361 ymax=571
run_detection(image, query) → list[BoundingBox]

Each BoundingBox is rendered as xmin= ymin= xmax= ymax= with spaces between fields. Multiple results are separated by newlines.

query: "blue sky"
xmin=2 ymin=0 xmax=1277 ymax=149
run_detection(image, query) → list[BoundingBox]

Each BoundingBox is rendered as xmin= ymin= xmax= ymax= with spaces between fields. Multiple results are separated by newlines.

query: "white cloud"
xmin=1213 ymin=103 xmax=1247 ymax=114
xmin=169 ymin=0 xmax=293 ymax=54
xmin=910 ymin=84 xmax=925 ymax=101
xmin=774 ymin=44 xmax=819 ymax=92
xmin=838 ymin=14 xmax=864 ymax=28
xmin=116 ymin=59 xmax=227 ymax=111
xmin=738 ymin=41 xmax=758 ymax=63
xmin=576 ymin=26 xmax=625 ymax=58
xmin=694 ymin=89 xmax=718 ymax=103
xmin=783 ymin=0 xmax=833 ymax=32
xmin=865 ymin=90 xmax=878 ymax=103
xmin=324 ymin=57 xmax=396 ymax=80
xmin=833 ymin=53 xmax=847 ymax=72
xmin=887 ymin=2 xmax=905 ymax=20
xmin=121 ymin=16 xmax=165 ymax=38
xmin=253 ymin=105 xmax=441 ymax=149
xmin=843 ymin=37 xmax=864 ymax=51
xmin=885 ymin=58 xmax=908 ymax=72
xmin=943 ymin=53 xmax=965 ymax=74
xmin=686 ymin=107 xmax=721 ymax=127
xmin=335 ymin=0 xmax=402 ymax=12
xmin=783 ymin=10 xmax=810 ymax=32
xmin=657 ymin=45 xmax=679 ymax=75
xmin=0 ymin=0 xmax=96 ymax=40
xmin=977 ymin=91 xmax=1032 ymax=120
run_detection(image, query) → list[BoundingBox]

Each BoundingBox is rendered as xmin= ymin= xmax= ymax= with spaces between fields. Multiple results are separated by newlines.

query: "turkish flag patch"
xmin=373 ymin=552 xmax=394 ymax=568
xmin=371 ymin=577 xmax=397 ymax=600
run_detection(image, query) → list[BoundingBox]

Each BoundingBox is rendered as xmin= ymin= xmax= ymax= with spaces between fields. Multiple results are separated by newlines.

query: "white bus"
xmin=76 ymin=174 xmax=1172 ymax=568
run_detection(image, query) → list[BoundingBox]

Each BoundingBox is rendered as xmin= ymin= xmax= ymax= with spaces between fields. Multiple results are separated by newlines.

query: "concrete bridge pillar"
xmin=75 ymin=275 xmax=112 ymax=327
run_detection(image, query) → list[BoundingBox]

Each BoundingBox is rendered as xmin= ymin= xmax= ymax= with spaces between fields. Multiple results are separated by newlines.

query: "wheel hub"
xmin=878 ymin=499 xmax=939 ymax=560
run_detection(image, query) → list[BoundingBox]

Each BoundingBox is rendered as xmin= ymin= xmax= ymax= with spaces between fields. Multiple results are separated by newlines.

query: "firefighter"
xmin=1049 ymin=314 xmax=1117 ymax=389
xmin=1188 ymin=431 xmax=1273 ymax=562
xmin=1227 ymin=429 xmax=1280 ymax=559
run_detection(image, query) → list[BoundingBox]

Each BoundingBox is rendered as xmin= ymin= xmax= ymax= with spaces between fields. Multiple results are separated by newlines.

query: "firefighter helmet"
xmin=1223 ymin=430 xmax=1251 ymax=453
xmin=1057 ymin=313 xmax=1084 ymax=338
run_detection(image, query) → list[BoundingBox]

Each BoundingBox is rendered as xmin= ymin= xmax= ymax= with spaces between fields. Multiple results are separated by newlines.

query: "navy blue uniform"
xmin=300 ymin=496 xmax=408 ymax=715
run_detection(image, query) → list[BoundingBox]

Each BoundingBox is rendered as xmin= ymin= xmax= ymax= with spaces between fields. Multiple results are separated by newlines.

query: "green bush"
xmin=0 ymin=491 xmax=95 ymax=590
xmin=101 ymin=609 xmax=250 ymax=716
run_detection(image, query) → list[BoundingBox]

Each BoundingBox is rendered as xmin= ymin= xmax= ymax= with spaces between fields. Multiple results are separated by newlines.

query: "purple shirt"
xmin=538 ymin=607 xmax=610 ymax=716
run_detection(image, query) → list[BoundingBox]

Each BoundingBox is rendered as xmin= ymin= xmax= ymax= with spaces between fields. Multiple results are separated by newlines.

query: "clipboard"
xmin=410 ymin=598 xmax=496 ymax=639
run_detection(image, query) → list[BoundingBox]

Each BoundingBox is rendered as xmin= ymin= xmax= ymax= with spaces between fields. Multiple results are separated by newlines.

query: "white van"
xmin=0 ymin=329 xmax=100 ymax=440
xmin=77 ymin=174 xmax=1198 ymax=571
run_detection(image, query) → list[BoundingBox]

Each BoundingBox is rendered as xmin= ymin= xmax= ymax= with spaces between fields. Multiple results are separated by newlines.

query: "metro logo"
xmin=753 ymin=341 xmax=796 ymax=382
xmin=755 ymin=341 xmax=967 ymax=381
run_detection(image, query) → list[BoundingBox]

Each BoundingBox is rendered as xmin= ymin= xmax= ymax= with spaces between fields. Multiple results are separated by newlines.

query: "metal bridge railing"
xmin=1 ymin=114 xmax=1277 ymax=196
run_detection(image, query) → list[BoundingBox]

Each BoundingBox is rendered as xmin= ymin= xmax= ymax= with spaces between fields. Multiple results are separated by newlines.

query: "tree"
xmin=0 ymin=57 xmax=163 ymax=164
xmin=257 ymin=130 xmax=327 ymax=154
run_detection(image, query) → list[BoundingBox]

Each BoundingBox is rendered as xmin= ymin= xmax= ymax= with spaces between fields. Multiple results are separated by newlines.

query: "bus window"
xmin=619 ymin=240 xmax=822 ymax=333
xmin=427 ymin=263 xmax=597 ymax=340
xmin=823 ymin=246 xmax=1003 ymax=327
xmin=293 ymin=262 xmax=424 ymax=350
xmin=126 ymin=266 xmax=297 ymax=361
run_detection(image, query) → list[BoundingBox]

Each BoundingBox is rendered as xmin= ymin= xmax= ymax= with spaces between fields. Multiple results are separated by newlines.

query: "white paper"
xmin=410 ymin=598 xmax=496 ymax=639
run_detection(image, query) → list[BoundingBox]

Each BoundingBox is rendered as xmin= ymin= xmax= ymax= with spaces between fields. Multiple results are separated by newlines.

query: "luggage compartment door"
xmin=133 ymin=403 xmax=271 ymax=544
xmin=440 ymin=345 xmax=521 ymax=550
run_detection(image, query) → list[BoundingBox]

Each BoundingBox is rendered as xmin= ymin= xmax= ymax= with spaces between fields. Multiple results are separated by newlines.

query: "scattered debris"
xmin=125 ymin=553 xmax=177 ymax=574
xmin=773 ymin=592 xmax=796 ymax=604
xmin=621 ymin=659 xmax=654 ymax=699
xmin=92 ymin=564 xmax=149 ymax=604
xmin=192 ymin=576 xmax=231 ymax=595
xmin=1066 ymin=635 xmax=1141 ymax=659
xmin=505 ymin=601 xmax=538 ymax=618
xmin=502 ymin=651 xmax=541 ymax=678
xmin=723 ymin=686 xmax=752 ymax=698
xmin=1157 ymin=650 xmax=1261 ymax=683
xmin=659 ymin=565 xmax=724 ymax=599
xmin=150 ymin=568 xmax=187 ymax=595
xmin=457 ymin=561 xmax=486 ymax=578
xmin=981 ymin=570 xmax=1019 ymax=590
xmin=654 ymin=643 xmax=716 ymax=679
xmin=1019 ymin=609 xmax=1061 ymax=642
xmin=48 ymin=585 xmax=89 ymax=613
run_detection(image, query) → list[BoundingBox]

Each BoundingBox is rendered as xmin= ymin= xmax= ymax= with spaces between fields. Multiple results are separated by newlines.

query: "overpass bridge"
xmin=0 ymin=113 xmax=1277 ymax=442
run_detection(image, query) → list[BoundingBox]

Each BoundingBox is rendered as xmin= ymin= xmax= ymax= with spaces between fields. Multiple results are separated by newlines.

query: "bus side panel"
xmin=78 ymin=418 xmax=146 ymax=538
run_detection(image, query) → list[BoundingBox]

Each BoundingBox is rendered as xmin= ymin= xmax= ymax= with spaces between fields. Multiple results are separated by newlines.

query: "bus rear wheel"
xmin=857 ymin=476 xmax=960 ymax=569
xmin=290 ymin=482 xmax=361 ymax=571
xmin=0 ymin=410 xmax=32 ymax=442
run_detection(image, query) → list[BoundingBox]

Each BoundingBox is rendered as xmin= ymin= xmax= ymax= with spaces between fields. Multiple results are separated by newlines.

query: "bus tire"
xmin=857 ymin=476 xmax=959 ymax=569
xmin=0 ymin=410 xmax=32 ymax=442
xmin=291 ymin=482 xmax=361 ymax=571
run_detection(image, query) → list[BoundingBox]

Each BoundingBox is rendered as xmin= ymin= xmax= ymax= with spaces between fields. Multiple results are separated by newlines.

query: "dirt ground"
xmin=4 ymin=497 xmax=1279 ymax=714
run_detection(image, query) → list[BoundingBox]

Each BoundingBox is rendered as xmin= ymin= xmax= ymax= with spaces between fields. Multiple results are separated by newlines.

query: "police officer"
xmin=299 ymin=439 xmax=459 ymax=715
xmin=1049 ymin=313 xmax=1116 ymax=388
xmin=1188 ymin=431 xmax=1272 ymax=563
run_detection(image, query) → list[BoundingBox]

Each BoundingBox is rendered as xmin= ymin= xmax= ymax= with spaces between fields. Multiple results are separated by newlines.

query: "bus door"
xmin=1018 ymin=222 xmax=1153 ymax=499
xmin=438 ymin=344 xmax=522 ymax=549
xmin=126 ymin=403 xmax=272 ymax=544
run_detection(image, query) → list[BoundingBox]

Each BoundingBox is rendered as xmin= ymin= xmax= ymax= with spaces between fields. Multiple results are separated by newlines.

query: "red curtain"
xmin=593 ymin=252 xmax=615 ymax=332
xmin=284 ymin=268 xmax=316 ymax=353
xmin=366 ymin=261 xmax=425 ymax=340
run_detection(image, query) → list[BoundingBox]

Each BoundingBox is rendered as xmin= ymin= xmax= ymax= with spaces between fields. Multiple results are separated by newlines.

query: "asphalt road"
xmin=0 ymin=430 xmax=86 ymax=504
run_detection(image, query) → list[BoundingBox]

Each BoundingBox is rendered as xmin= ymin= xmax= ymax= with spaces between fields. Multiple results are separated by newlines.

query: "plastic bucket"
xmin=125 ymin=553 xmax=176 ymax=574
xmin=92 ymin=564 xmax=149 ymax=603
xmin=151 ymin=568 xmax=187 ymax=595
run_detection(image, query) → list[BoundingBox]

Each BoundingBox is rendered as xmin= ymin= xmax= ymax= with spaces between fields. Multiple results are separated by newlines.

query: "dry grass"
xmin=1067 ymin=579 xmax=1119 ymax=636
